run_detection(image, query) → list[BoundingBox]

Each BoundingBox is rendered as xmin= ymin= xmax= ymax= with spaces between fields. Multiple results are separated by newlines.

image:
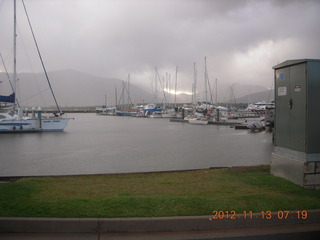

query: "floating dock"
xmin=169 ymin=118 xmax=247 ymax=127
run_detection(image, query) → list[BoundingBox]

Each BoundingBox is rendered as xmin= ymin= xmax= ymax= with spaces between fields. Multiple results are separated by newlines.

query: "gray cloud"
xmin=1 ymin=0 xmax=320 ymax=99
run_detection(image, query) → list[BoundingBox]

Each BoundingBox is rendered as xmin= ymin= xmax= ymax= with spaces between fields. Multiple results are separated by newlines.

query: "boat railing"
xmin=227 ymin=111 xmax=262 ymax=119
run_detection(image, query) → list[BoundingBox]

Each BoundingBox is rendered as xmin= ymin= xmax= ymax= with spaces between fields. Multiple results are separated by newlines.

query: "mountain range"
xmin=232 ymin=89 xmax=274 ymax=104
xmin=0 ymin=69 xmax=273 ymax=107
xmin=0 ymin=70 xmax=154 ymax=107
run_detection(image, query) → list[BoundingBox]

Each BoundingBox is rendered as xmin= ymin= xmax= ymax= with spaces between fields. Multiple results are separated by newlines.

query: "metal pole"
xmin=13 ymin=0 xmax=17 ymax=106
xmin=204 ymin=57 xmax=208 ymax=110
xmin=194 ymin=62 xmax=197 ymax=106
xmin=175 ymin=66 xmax=178 ymax=108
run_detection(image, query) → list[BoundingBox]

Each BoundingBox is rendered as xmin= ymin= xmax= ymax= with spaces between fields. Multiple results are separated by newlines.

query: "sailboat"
xmin=188 ymin=57 xmax=210 ymax=125
xmin=0 ymin=0 xmax=71 ymax=133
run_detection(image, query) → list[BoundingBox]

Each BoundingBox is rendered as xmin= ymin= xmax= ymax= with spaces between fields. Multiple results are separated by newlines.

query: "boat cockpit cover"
xmin=0 ymin=93 xmax=15 ymax=103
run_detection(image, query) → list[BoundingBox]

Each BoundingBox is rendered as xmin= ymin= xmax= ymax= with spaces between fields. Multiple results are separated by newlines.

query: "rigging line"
xmin=21 ymin=87 xmax=50 ymax=102
xmin=0 ymin=53 xmax=20 ymax=107
xmin=118 ymin=79 xmax=134 ymax=107
xmin=21 ymin=0 xmax=62 ymax=114
xmin=0 ymin=53 xmax=14 ymax=92
xmin=267 ymin=79 xmax=274 ymax=102
xmin=174 ymin=66 xmax=178 ymax=108
xmin=205 ymin=66 xmax=214 ymax=105
xmin=1 ymin=46 xmax=15 ymax=68
xmin=124 ymin=75 xmax=133 ymax=106
xmin=16 ymin=25 xmax=48 ymax=106
xmin=117 ymin=81 xmax=125 ymax=106
xmin=0 ymin=0 xmax=5 ymax=13
xmin=155 ymin=68 xmax=167 ymax=104
xmin=152 ymin=67 xmax=158 ymax=103
xmin=123 ymin=83 xmax=133 ymax=107
xmin=231 ymin=85 xmax=237 ymax=107
xmin=193 ymin=62 xmax=197 ymax=105
xmin=207 ymin=75 xmax=214 ymax=105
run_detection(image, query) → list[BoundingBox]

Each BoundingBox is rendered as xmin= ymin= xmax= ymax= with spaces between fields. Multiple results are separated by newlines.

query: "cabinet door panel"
xmin=289 ymin=64 xmax=306 ymax=152
xmin=275 ymin=68 xmax=290 ymax=148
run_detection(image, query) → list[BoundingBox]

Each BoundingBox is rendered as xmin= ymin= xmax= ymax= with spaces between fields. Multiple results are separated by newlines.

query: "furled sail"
xmin=0 ymin=93 xmax=15 ymax=103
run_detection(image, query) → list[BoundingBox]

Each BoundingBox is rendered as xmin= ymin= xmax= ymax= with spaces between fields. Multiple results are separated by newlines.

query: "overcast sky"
xmin=1 ymin=0 xmax=320 ymax=95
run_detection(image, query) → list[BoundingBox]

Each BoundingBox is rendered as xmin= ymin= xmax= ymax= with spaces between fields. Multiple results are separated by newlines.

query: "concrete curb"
xmin=0 ymin=210 xmax=319 ymax=233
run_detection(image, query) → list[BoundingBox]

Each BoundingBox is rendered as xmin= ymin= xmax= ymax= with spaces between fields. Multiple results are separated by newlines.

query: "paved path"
xmin=1 ymin=223 xmax=320 ymax=240
xmin=1 ymin=210 xmax=319 ymax=240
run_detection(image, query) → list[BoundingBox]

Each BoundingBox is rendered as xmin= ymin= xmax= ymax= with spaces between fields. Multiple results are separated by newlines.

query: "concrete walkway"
xmin=1 ymin=224 xmax=320 ymax=240
xmin=0 ymin=210 xmax=319 ymax=239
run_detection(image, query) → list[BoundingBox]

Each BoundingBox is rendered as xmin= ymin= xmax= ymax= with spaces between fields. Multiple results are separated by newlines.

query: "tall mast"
xmin=215 ymin=78 xmax=218 ymax=104
xmin=127 ymin=73 xmax=130 ymax=107
xmin=154 ymin=67 xmax=157 ymax=103
xmin=115 ymin=86 xmax=117 ymax=108
xmin=204 ymin=56 xmax=208 ymax=109
xmin=22 ymin=0 xmax=62 ymax=114
xmin=193 ymin=62 xmax=197 ymax=106
xmin=174 ymin=66 xmax=178 ymax=108
xmin=13 ymin=0 xmax=17 ymax=106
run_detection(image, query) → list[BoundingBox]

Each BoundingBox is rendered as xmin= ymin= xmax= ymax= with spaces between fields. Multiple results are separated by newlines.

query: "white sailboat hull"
xmin=41 ymin=118 xmax=71 ymax=132
xmin=0 ymin=117 xmax=71 ymax=133
xmin=0 ymin=119 xmax=41 ymax=132
xmin=188 ymin=118 xmax=209 ymax=125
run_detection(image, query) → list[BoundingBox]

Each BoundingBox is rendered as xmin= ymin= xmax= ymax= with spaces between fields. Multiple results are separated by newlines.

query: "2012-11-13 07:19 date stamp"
xmin=210 ymin=210 xmax=308 ymax=220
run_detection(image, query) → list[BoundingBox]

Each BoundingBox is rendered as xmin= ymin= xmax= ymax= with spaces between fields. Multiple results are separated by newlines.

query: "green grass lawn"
xmin=0 ymin=165 xmax=319 ymax=218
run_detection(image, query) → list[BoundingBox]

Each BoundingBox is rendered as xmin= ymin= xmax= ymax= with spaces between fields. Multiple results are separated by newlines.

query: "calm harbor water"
xmin=0 ymin=113 xmax=273 ymax=177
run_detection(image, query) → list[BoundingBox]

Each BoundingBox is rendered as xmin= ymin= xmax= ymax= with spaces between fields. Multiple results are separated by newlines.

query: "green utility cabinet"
xmin=271 ymin=59 xmax=320 ymax=189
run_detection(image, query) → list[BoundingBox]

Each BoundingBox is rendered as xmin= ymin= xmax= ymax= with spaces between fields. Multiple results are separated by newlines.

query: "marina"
xmin=96 ymin=103 xmax=274 ymax=131
xmin=0 ymin=113 xmax=273 ymax=178
xmin=0 ymin=0 xmax=282 ymax=181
